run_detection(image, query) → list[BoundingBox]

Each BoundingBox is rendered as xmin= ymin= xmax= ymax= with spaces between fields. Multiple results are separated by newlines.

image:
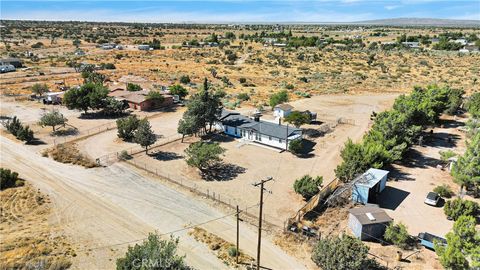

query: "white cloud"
xmin=385 ymin=5 xmax=401 ymax=10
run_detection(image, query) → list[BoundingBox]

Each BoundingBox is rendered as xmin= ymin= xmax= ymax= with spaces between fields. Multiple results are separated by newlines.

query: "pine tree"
xmin=134 ymin=119 xmax=156 ymax=154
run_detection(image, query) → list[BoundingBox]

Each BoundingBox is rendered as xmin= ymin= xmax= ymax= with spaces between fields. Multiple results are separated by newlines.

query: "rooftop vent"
xmin=366 ymin=213 xmax=376 ymax=221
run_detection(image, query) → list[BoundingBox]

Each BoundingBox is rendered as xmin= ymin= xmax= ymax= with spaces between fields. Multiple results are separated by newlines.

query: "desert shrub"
xmin=288 ymin=139 xmax=303 ymax=155
xmin=116 ymin=234 xmax=189 ymax=270
xmin=237 ymin=93 xmax=250 ymax=101
xmin=444 ymin=198 xmax=479 ymax=220
xmin=239 ymin=77 xmax=247 ymax=84
xmin=285 ymin=83 xmax=294 ymax=90
xmin=228 ymin=246 xmax=238 ymax=257
xmin=100 ymin=63 xmax=116 ymax=70
xmin=293 ymin=175 xmax=323 ymax=200
xmin=439 ymin=150 xmax=457 ymax=162
xmin=312 ymin=235 xmax=372 ymax=270
xmin=31 ymin=41 xmax=44 ymax=48
xmin=179 ymin=75 xmax=191 ymax=84
xmin=118 ymin=150 xmax=132 ymax=161
xmin=31 ymin=83 xmax=49 ymax=96
xmin=0 ymin=168 xmax=23 ymax=190
xmin=48 ymin=143 xmax=97 ymax=168
xmin=126 ymin=83 xmax=142 ymax=92
xmin=169 ymin=84 xmax=188 ymax=99
xmin=434 ymin=185 xmax=454 ymax=198
xmin=384 ymin=222 xmax=413 ymax=249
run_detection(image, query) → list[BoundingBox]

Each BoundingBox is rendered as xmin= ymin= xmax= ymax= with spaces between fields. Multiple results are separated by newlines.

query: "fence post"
xmin=156 ymin=168 xmax=158 ymax=175
xmin=207 ymin=189 xmax=209 ymax=198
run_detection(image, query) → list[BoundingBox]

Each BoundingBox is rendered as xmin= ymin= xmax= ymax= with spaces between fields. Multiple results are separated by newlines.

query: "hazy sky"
xmin=1 ymin=0 xmax=479 ymax=23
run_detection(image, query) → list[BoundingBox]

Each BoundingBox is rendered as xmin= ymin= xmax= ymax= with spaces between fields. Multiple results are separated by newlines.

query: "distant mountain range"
xmin=351 ymin=18 xmax=480 ymax=27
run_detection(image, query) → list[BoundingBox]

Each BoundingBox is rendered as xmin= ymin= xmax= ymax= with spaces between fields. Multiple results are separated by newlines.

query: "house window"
xmin=268 ymin=136 xmax=272 ymax=141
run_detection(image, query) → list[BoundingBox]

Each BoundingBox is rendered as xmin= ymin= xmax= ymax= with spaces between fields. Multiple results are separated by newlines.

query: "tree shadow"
xmin=78 ymin=111 xmax=130 ymax=120
xmin=378 ymin=186 xmax=410 ymax=210
xmin=401 ymin=148 xmax=442 ymax=169
xmin=385 ymin=165 xmax=415 ymax=181
xmin=295 ymin=139 xmax=316 ymax=159
xmin=440 ymin=118 xmax=465 ymax=129
xmin=150 ymin=151 xmax=183 ymax=161
xmin=200 ymin=163 xmax=246 ymax=181
xmin=423 ymin=132 xmax=461 ymax=148
xmin=26 ymin=139 xmax=47 ymax=145
xmin=203 ymin=133 xmax=235 ymax=143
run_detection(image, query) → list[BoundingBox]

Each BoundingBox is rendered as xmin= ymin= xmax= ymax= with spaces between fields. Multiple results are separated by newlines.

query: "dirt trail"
xmin=0 ymin=136 xmax=306 ymax=270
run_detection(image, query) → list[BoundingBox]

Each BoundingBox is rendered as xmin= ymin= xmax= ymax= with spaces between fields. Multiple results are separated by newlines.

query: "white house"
xmin=217 ymin=110 xmax=302 ymax=150
xmin=274 ymin=103 xmax=294 ymax=118
xmin=138 ymin=44 xmax=150 ymax=50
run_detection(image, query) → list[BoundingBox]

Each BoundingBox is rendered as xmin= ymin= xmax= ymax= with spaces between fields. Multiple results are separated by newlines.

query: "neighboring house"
xmin=217 ymin=110 xmax=302 ymax=150
xmin=348 ymin=206 xmax=393 ymax=241
xmin=352 ymin=168 xmax=389 ymax=204
xmin=74 ymin=49 xmax=86 ymax=56
xmin=273 ymin=43 xmax=287 ymax=47
xmin=101 ymin=44 xmax=115 ymax=50
xmin=462 ymin=45 xmax=479 ymax=53
xmin=452 ymin=38 xmax=468 ymax=46
xmin=108 ymin=89 xmax=174 ymax=111
xmin=0 ymin=58 xmax=23 ymax=68
xmin=402 ymin=41 xmax=420 ymax=48
xmin=274 ymin=103 xmax=294 ymax=118
xmin=138 ymin=44 xmax=150 ymax=50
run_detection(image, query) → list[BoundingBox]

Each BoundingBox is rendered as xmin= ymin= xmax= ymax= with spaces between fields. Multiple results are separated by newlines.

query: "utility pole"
xmin=252 ymin=177 xmax=273 ymax=270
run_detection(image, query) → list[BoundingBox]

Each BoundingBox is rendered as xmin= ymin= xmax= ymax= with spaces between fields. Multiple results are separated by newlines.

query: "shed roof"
xmin=274 ymin=103 xmax=294 ymax=111
xmin=349 ymin=206 xmax=392 ymax=225
xmin=355 ymin=168 xmax=389 ymax=189
xmin=0 ymin=58 xmax=22 ymax=63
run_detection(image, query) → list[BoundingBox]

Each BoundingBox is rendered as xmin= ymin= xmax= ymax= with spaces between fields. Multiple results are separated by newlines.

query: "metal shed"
xmin=352 ymin=168 xmax=389 ymax=204
xmin=348 ymin=206 xmax=393 ymax=241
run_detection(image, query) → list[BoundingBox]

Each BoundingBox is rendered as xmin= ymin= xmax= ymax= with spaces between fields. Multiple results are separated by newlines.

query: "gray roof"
xmin=274 ymin=103 xmax=294 ymax=111
xmin=220 ymin=111 xmax=301 ymax=138
xmin=0 ymin=58 xmax=22 ymax=63
xmin=349 ymin=206 xmax=393 ymax=225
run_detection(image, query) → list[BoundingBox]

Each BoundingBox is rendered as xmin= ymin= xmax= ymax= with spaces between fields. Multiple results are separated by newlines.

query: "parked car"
xmin=418 ymin=232 xmax=447 ymax=250
xmin=424 ymin=192 xmax=440 ymax=206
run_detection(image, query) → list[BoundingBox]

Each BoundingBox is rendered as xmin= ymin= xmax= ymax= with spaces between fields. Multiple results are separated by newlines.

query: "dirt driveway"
xmin=378 ymin=115 xmax=478 ymax=237
xmin=0 ymin=136 xmax=306 ymax=270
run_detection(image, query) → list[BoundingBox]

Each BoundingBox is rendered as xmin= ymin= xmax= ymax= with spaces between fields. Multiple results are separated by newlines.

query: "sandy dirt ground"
xmin=378 ymin=114 xmax=479 ymax=238
xmin=0 ymin=136 xmax=307 ymax=270
xmin=128 ymin=93 xmax=398 ymax=225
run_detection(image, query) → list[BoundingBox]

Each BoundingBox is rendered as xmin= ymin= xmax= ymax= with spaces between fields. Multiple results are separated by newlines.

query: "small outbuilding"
xmin=352 ymin=168 xmax=389 ymax=204
xmin=273 ymin=103 xmax=293 ymax=118
xmin=348 ymin=206 xmax=393 ymax=241
xmin=0 ymin=58 xmax=23 ymax=68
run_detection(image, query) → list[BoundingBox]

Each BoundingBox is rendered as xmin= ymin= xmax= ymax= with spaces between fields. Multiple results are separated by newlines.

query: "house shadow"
xmin=378 ymin=186 xmax=410 ymax=210
xmin=150 ymin=151 xmax=183 ymax=161
xmin=201 ymin=163 xmax=246 ymax=181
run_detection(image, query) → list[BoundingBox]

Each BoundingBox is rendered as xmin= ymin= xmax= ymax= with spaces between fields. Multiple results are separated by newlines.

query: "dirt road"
xmin=0 ymin=136 xmax=306 ymax=270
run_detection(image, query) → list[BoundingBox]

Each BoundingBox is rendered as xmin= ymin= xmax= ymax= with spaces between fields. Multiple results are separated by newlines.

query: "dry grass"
xmin=44 ymin=143 xmax=98 ymax=168
xmin=0 ymin=183 xmax=74 ymax=269
xmin=188 ymin=227 xmax=255 ymax=267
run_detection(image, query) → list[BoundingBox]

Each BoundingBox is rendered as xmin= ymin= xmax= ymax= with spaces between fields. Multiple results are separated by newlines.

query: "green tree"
xmin=63 ymin=83 xmax=108 ymax=114
xmin=384 ymin=222 xmax=412 ymax=249
xmin=284 ymin=111 xmax=310 ymax=127
xmin=116 ymin=233 xmax=190 ymax=270
xmin=452 ymin=132 xmax=480 ymax=194
xmin=435 ymin=215 xmax=480 ymax=270
xmin=312 ymin=235 xmax=371 ymax=270
xmin=16 ymin=125 xmax=34 ymax=143
xmin=184 ymin=141 xmax=226 ymax=171
xmin=39 ymin=109 xmax=67 ymax=132
xmin=293 ymin=175 xmax=323 ymax=200
xmin=103 ymin=96 xmax=126 ymax=116
xmin=288 ymin=139 xmax=303 ymax=154
xmin=127 ymin=83 xmax=142 ymax=92
xmin=116 ymin=115 xmax=140 ymax=141
xmin=466 ymin=92 xmax=480 ymax=118
xmin=0 ymin=168 xmax=23 ymax=190
xmin=168 ymin=84 xmax=188 ymax=99
xmin=31 ymin=83 xmax=49 ymax=96
xmin=444 ymin=198 xmax=479 ymax=221
xmin=146 ymin=91 xmax=165 ymax=104
xmin=134 ymin=119 xmax=157 ymax=154
xmin=269 ymin=90 xmax=289 ymax=108
xmin=177 ymin=115 xmax=200 ymax=142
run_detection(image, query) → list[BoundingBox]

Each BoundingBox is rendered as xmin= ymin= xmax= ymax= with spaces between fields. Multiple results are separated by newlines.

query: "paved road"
xmin=0 ymin=136 xmax=306 ymax=270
